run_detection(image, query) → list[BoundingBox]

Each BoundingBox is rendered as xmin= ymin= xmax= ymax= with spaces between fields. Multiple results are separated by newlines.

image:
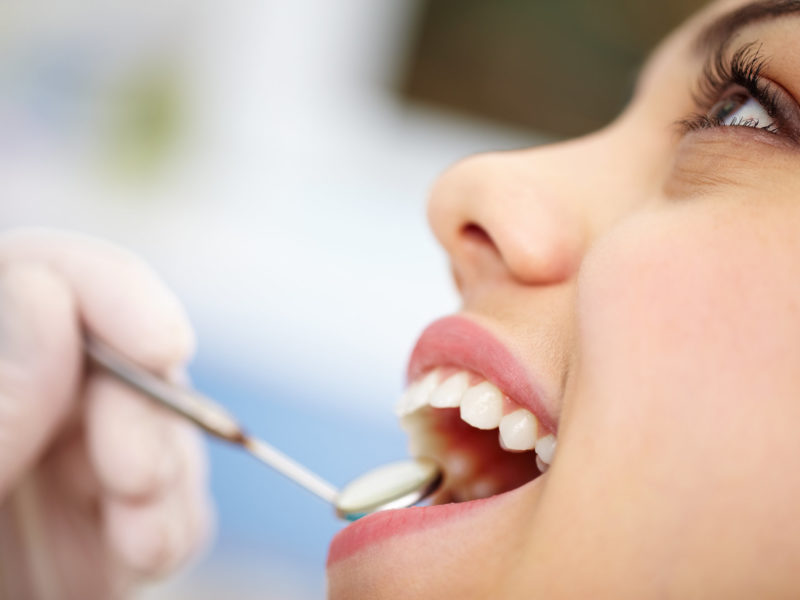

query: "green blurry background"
xmin=403 ymin=0 xmax=707 ymax=136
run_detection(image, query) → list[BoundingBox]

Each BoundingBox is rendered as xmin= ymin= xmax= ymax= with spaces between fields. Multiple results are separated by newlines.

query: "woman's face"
xmin=328 ymin=0 xmax=800 ymax=596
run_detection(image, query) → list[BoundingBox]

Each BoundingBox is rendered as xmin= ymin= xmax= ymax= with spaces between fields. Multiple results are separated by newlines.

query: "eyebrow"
xmin=694 ymin=0 xmax=800 ymax=54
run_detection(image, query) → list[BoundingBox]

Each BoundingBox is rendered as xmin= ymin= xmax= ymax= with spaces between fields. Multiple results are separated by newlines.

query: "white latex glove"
xmin=0 ymin=229 xmax=213 ymax=600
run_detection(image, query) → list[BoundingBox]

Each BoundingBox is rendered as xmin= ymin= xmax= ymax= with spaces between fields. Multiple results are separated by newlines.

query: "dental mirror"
xmin=84 ymin=335 xmax=443 ymax=521
xmin=334 ymin=457 xmax=442 ymax=521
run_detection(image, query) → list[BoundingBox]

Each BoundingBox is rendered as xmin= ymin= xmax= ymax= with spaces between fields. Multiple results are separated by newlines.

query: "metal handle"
xmin=84 ymin=334 xmax=339 ymax=504
xmin=84 ymin=335 xmax=243 ymax=441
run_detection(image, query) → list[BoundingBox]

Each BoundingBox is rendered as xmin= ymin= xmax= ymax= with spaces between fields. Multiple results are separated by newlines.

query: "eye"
xmin=706 ymin=87 xmax=776 ymax=130
xmin=677 ymin=42 xmax=792 ymax=139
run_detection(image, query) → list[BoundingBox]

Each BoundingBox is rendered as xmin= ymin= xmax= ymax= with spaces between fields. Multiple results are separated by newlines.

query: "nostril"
xmin=452 ymin=223 xmax=503 ymax=291
xmin=461 ymin=223 xmax=496 ymax=249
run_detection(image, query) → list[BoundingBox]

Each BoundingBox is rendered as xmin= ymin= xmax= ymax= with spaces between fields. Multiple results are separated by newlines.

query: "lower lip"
xmin=327 ymin=496 xmax=496 ymax=566
xmin=327 ymin=476 xmax=542 ymax=566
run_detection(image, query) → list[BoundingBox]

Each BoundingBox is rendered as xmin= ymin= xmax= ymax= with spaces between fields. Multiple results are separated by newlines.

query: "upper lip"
xmin=406 ymin=315 xmax=558 ymax=434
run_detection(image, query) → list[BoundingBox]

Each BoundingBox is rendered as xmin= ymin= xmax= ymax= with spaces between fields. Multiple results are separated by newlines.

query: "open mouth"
xmin=396 ymin=367 xmax=556 ymax=505
xmin=327 ymin=315 xmax=559 ymax=565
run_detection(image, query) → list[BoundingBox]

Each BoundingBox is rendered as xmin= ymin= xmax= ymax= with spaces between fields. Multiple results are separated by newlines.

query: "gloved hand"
xmin=0 ymin=229 xmax=213 ymax=599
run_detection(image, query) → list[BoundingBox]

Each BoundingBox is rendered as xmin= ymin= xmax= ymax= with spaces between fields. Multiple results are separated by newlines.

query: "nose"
xmin=427 ymin=136 xmax=617 ymax=290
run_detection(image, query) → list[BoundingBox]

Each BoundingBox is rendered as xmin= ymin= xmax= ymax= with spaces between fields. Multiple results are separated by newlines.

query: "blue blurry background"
xmin=0 ymin=1 xmax=537 ymax=597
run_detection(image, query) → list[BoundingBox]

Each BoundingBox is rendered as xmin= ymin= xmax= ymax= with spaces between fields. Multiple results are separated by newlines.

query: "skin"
xmin=328 ymin=0 xmax=800 ymax=597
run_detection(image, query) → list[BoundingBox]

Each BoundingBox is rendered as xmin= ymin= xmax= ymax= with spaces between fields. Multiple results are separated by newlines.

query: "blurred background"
xmin=0 ymin=0 xmax=705 ymax=597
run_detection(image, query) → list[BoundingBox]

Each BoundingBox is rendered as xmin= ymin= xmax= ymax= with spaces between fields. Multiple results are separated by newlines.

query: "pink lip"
xmin=327 ymin=315 xmax=557 ymax=566
xmin=406 ymin=315 xmax=557 ymax=434
xmin=327 ymin=494 xmax=500 ymax=565
xmin=327 ymin=477 xmax=540 ymax=566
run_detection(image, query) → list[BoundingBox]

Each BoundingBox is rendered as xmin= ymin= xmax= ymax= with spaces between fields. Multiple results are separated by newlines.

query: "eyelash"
xmin=679 ymin=41 xmax=782 ymax=135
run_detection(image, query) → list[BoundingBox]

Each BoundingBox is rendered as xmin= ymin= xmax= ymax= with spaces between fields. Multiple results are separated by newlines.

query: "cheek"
xmin=576 ymin=205 xmax=800 ymax=415
xmin=524 ymin=205 xmax=800 ymax=586
xmin=566 ymin=203 xmax=800 ymax=508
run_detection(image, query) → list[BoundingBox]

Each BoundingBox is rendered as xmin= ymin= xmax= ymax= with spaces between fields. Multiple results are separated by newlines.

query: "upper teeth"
xmin=461 ymin=381 xmax=504 ymax=429
xmin=499 ymin=409 xmax=538 ymax=451
xmin=429 ymin=371 xmax=469 ymax=408
xmin=396 ymin=368 xmax=557 ymax=466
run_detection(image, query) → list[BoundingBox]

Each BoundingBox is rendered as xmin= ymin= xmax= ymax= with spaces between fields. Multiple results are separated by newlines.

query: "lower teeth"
xmin=467 ymin=477 xmax=499 ymax=500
